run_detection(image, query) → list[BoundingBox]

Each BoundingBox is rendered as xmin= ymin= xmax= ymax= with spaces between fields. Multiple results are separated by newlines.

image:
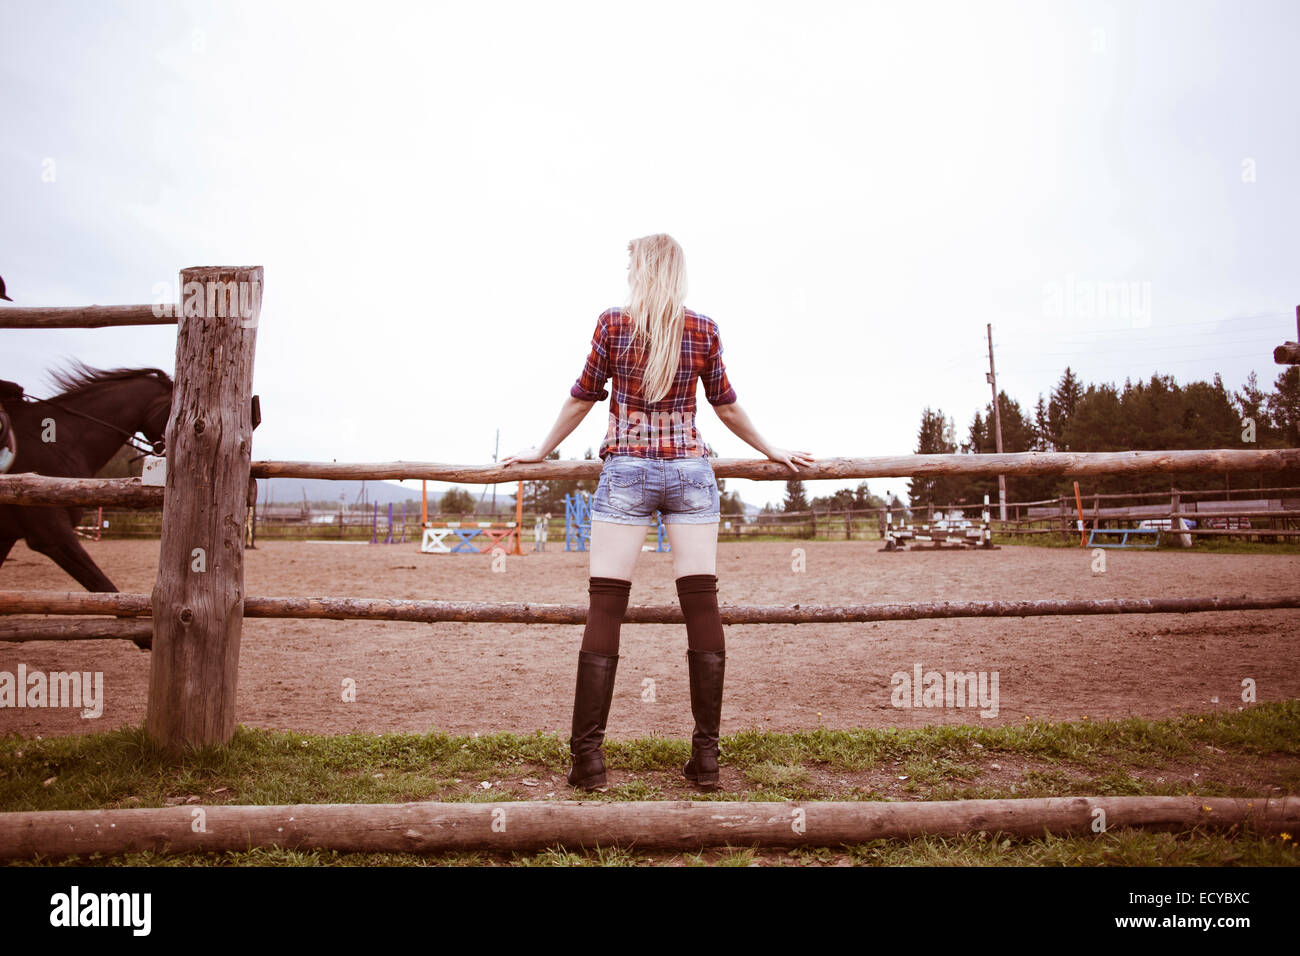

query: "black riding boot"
xmin=683 ymin=648 xmax=726 ymax=790
xmin=567 ymin=650 xmax=619 ymax=790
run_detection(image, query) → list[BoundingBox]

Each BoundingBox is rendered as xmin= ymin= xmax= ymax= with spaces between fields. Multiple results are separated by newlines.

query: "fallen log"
xmin=0 ymin=796 xmax=1293 ymax=859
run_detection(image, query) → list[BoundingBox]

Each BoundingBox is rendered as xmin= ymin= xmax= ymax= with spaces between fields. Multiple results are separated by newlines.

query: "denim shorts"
xmin=590 ymin=455 xmax=720 ymax=525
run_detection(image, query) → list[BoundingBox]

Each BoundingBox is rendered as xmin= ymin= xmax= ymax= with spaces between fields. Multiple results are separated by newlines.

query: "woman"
xmin=503 ymin=233 xmax=813 ymax=791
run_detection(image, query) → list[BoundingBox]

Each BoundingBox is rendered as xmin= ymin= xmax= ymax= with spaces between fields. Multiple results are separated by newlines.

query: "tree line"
xmin=907 ymin=365 xmax=1300 ymax=507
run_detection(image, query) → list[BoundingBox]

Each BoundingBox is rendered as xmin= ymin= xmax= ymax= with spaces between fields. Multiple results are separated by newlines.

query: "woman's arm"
xmin=501 ymin=395 xmax=597 ymax=466
xmin=713 ymin=401 xmax=814 ymax=472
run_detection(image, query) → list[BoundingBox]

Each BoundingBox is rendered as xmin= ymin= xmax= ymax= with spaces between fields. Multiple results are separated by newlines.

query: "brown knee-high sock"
xmin=580 ymin=577 xmax=632 ymax=655
xmin=676 ymin=574 xmax=725 ymax=653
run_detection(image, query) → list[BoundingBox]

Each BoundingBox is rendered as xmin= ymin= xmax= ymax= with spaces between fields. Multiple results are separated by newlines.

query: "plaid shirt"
xmin=570 ymin=307 xmax=738 ymax=460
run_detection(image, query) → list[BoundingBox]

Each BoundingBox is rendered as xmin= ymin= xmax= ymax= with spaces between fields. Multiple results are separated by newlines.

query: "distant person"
xmin=533 ymin=511 xmax=551 ymax=551
xmin=503 ymin=233 xmax=812 ymax=792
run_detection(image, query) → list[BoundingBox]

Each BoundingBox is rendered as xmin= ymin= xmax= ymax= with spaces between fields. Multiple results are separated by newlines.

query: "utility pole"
xmin=986 ymin=323 xmax=1007 ymax=522
xmin=491 ymin=428 xmax=499 ymax=512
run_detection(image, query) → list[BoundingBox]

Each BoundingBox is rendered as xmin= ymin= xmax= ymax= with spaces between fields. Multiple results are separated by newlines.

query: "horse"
xmin=0 ymin=365 xmax=172 ymax=597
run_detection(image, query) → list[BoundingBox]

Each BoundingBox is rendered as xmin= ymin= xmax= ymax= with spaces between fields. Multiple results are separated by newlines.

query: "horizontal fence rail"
xmin=0 ymin=475 xmax=163 ymax=507
xmin=0 ymin=618 xmax=153 ymax=643
xmin=248 ymin=449 xmax=1300 ymax=482
xmin=1 ymin=796 xmax=1294 ymax=858
xmin=2 ymin=592 xmax=1297 ymax=643
xmin=4 ymin=450 xmax=1299 ymax=507
xmin=0 ymin=305 xmax=178 ymax=329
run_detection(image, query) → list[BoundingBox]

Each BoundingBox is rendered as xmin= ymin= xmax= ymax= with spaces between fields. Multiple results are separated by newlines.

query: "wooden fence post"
xmin=245 ymin=477 xmax=258 ymax=549
xmin=1171 ymin=492 xmax=1192 ymax=548
xmin=147 ymin=265 xmax=262 ymax=750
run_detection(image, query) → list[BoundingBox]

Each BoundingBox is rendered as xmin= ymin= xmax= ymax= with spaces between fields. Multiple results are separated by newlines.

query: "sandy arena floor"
xmin=1 ymin=538 xmax=1296 ymax=739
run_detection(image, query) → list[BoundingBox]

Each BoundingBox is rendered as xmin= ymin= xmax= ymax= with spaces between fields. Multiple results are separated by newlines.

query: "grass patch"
xmin=2 ymin=701 xmax=1296 ymax=866
xmin=845 ymin=829 xmax=1299 ymax=866
xmin=988 ymin=532 xmax=1300 ymax=555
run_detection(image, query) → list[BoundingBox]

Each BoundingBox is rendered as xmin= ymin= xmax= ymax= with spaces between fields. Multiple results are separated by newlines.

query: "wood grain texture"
xmin=249 ymin=449 xmax=1300 ymax=482
xmin=3 ymin=450 xmax=1297 ymax=508
xmin=1 ymin=796 xmax=1294 ymax=858
xmin=0 ymin=617 xmax=153 ymax=643
xmin=0 ymin=474 xmax=163 ymax=507
xmin=0 ymin=304 xmax=177 ymax=328
xmin=146 ymin=266 xmax=261 ymax=750
xmin=5 ymin=590 xmax=1296 ymax=626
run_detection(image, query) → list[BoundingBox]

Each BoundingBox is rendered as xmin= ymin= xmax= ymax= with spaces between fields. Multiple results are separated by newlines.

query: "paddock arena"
xmin=1 ymin=538 xmax=1295 ymax=739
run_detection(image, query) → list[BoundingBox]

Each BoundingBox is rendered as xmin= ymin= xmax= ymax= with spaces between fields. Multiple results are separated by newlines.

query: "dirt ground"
xmin=1 ymin=538 xmax=1296 ymax=740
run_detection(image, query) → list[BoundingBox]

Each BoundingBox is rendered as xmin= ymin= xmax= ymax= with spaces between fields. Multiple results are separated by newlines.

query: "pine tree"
xmin=960 ymin=392 xmax=1044 ymax=502
xmin=908 ymin=407 xmax=961 ymax=508
xmin=1048 ymin=367 xmax=1083 ymax=450
xmin=439 ymin=487 xmax=476 ymax=515
xmin=1033 ymin=394 xmax=1050 ymax=450
xmin=783 ymin=480 xmax=809 ymax=512
xmin=1233 ymin=370 xmax=1270 ymax=440
xmin=1268 ymin=366 xmax=1300 ymax=446
xmin=852 ymin=481 xmax=877 ymax=508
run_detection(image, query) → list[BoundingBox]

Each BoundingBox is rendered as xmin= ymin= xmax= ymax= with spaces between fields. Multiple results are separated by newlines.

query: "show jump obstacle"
xmin=420 ymin=521 xmax=520 ymax=554
xmin=882 ymin=494 xmax=997 ymax=551
xmin=417 ymin=479 xmax=523 ymax=555
xmin=564 ymin=491 xmax=669 ymax=553
xmin=2 ymin=274 xmax=1299 ymax=857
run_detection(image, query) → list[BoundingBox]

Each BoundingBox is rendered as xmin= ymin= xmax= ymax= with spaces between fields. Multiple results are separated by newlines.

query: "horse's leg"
xmin=23 ymin=522 xmax=151 ymax=651
xmin=24 ymin=519 xmax=119 ymax=592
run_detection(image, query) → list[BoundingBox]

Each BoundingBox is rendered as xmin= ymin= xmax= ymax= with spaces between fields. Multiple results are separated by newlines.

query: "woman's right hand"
xmin=766 ymin=447 xmax=815 ymax=472
xmin=501 ymin=447 xmax=546 ymax=467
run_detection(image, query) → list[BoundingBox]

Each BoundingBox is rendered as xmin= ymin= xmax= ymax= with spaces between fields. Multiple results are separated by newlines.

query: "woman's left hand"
xmin=501 ymin=447 xmax=545 ymax=467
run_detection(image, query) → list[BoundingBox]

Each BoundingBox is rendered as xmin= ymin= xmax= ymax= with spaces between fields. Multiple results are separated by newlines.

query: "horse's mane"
xmin=48 ymin=361 xmax=173 ymax=397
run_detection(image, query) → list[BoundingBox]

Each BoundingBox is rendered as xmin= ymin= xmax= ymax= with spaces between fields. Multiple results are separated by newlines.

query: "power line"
xmin=1004 ymin=350 xmax=1278 ymax=376
xmin=1010 ymin=311 xmax=1289 ymax=338
xmin=999 ymin=335 xmax=1284 ymax=358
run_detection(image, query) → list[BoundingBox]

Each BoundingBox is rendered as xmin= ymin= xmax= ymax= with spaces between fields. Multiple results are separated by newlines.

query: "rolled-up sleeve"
xmin=570 ymin=311 xmax=611 ymax=402
xmin=702 ymin=321 xmax=737 ymax=406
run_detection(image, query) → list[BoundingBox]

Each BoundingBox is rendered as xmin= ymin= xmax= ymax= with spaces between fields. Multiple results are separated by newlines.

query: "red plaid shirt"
xmin=570 ymin=307 xmax=738 ymax=460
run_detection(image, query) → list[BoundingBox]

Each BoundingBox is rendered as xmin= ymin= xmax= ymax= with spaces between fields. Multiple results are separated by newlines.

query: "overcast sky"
xmin=2 ymin=0 xmax=1296 ymax=508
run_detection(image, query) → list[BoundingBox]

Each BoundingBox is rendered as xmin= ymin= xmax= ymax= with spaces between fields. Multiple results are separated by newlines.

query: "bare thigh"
xmin=664 ymin=521 xmax=719 ymax=577
xmin=589 ymin=519 xmax=651 ymax=580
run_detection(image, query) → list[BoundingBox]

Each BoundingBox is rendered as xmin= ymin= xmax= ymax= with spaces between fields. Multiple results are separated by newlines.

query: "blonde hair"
xmin=623 ymin=233 xmax=688 ymax=404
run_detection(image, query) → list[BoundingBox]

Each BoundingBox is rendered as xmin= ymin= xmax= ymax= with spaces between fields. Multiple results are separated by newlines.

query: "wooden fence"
xmin=3 ymin=273 xmax=1300 ymax=749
